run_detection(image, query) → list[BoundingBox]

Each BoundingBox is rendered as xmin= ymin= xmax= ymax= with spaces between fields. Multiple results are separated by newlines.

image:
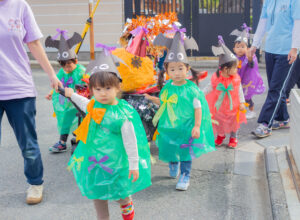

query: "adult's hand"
xmin=27 ymin=40 xmax=62 ymax=90
xmin=49 ymin=74 xmax=61 ymax=90
xmin=288 ymin=48 xmax=298 ymax=64
xmin=249 ymin=46 xmax=257 ymax=58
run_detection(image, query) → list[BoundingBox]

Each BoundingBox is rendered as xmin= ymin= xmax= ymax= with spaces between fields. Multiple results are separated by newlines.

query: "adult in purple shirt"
xmin=0 ymin=0 xmax=62 ymax=204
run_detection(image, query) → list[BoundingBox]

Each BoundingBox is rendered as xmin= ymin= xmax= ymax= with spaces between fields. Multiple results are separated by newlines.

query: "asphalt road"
xmin=0 ymin=67 xmax=277 ymax=220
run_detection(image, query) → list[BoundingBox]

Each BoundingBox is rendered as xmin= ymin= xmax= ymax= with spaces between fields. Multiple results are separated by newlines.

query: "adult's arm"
xmin=289 ymin=0 xmax=300 ymax=63
xmin=288 ymin=20 xmax=300 ymax=64
xmin=27 ymin=40 xmax=62 ymax=90
xmin=251 ymin=18 xmax=267 ymax=50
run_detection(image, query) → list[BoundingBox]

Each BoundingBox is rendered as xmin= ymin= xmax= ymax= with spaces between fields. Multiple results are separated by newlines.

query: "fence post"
xmin=185 ymin=0 xmax=192 ymax=37
xmin=252 ymin=0 xmax=263 ymax=61
xmin=252 ymin=0 xmax=262 ymax=31
xmin=135 ymin=0 xmax=141 ymax=16
xmin=244 ymin=0 xmax=251 ymax=26
xmin=124 ymin=0 xmax=133 ymax=20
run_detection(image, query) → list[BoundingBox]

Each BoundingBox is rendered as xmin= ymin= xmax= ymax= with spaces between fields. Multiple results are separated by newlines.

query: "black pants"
xmin=286 ymin=56 xmax=300 ymax=99
xmin=258 ymin=52 xmax=292 ymax=127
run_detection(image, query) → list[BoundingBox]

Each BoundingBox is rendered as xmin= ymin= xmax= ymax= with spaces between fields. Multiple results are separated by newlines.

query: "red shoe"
xmin=215 ymin=135 xmax=225 ymax=146
xmin=228 ymin=137 xmax=238 ymax=148
xmin=121 ymin=201 xmax=135 ymax=220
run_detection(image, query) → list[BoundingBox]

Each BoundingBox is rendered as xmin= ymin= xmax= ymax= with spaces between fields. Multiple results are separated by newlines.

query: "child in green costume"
xmin=45 ymin=29 xmax=87 ymax=153
xmin=145 ymin=29 xmax=215 ymax=191
xmin=64 ymin=45 xmax=151 ymax=220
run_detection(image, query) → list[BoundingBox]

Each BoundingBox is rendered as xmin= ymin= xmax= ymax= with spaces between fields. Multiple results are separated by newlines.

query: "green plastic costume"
xmin=68 ymin=98 xmax=152 ymax=200
xmin=52 ymin=64 xmax=86 ymax=135
xmin=154 ymin=80 xmax=215 ymax=162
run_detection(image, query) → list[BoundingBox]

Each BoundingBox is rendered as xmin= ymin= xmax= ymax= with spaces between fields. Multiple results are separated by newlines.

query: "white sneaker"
xmin=26 ymin=184 xmax=43 ymax=205
xmin=246 ymin=111 xmax=256 ymax=119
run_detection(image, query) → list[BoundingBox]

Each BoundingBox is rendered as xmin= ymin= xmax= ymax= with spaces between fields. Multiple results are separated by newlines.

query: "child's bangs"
xmin=89 ymin=71 xmax=120 ymax=89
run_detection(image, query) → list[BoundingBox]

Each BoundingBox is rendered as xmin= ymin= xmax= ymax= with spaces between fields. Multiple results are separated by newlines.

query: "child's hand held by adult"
xmin=64 ymin=88 xmax=74 ymax=98
xmin=246 ymin=48 xmax=253 ymax=62
xmin=249 ymin=46 xmax=257 ymax=58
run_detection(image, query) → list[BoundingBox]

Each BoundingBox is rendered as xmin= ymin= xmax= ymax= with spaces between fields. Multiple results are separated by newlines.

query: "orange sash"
xmin=74 ymin=99 xmax=106 ymax=144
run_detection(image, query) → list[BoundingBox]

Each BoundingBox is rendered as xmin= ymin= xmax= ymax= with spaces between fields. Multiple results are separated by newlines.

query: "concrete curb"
xmin=264 ymin=146 xmax=290 ymax=220
xmin=230 ymin=142 xmax=273 ymax=219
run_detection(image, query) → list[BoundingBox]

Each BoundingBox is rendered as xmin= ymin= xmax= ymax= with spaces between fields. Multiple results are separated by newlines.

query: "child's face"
xmin=166 ymin=62 xmax=188 ymax=85
xmin=92 ymin=86 xmax=119 ymax=105
xmin=61 ymin=60 xmax=77 ymax=73
xmin=233 ymin=42 xmax=248 ymax=57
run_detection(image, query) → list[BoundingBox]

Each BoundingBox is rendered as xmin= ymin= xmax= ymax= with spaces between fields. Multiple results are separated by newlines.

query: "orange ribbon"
xmin=238 ymin=60 xmax=242 ymax=69
xmin=152 ymin=129 xmax=159 ymax=141
xmin=73 ymin=99 xmax=106 ymax=144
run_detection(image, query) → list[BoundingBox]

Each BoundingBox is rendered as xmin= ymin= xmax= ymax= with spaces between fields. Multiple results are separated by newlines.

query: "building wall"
xmin=27 ymin=0 xmax=124 ymax=51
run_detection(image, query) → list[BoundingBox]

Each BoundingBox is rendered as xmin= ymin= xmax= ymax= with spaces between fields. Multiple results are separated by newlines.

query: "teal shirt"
xmin=261 ymin=0 xmax=300 ymax=54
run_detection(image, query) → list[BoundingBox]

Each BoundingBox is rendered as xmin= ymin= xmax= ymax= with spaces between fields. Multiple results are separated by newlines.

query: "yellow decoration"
xmin=152 ymin=90 xmax=178 ymax=127
xmin=112 ymin=48 xmax=155 ymax=92
xmin=74 ymin=99 xmax=106 ymax=144
xmin=242 ymin=81 xmax=255 ymax=96
xmin=67 ymin=156 xmax=84 ymax=171
xmin=82 ymin=74 xmax=90 ymax=79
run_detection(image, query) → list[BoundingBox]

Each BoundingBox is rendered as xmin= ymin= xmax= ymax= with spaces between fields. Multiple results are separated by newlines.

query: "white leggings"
xmin=93 ymin=197 xmax=131 ymax=220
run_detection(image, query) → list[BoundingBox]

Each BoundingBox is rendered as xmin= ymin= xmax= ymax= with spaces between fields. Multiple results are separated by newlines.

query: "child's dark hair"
xmin=58 ymin=58 xmax=77 ymax=67
xmin=88 ymin=71 xmax=120 ymax=91
xmin=157 ymin=63 xmax=200 ymax=89
xmin=216 ymin=61 xmax=237 ymax=77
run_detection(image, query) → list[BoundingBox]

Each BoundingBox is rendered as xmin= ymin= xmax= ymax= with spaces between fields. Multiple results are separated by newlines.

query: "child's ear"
xmin=75 ymin=59 xmax=78 ymax=64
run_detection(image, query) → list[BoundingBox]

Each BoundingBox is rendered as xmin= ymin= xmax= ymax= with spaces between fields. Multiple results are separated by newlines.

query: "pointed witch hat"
xmin=85 ymin=43 xmax=126 ymax=82
xmin=153 ymin=24 xmax=199 ymax=64
xmin=212 ymin=35 xmax=237 ymax=66
xmin=126 ymin=26 xmax=149 ymax=57
xmin=230 ymin=23 xmax=254 ymax=45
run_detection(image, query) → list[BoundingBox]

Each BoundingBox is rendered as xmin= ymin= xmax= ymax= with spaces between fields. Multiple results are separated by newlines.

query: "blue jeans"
xmin=170 ymin=161 xmax=192 ymax=177
xmin=258 ymin=52 xmax=292 ymax=127
xmin=0 ymin=97 xmax=44 ymax=185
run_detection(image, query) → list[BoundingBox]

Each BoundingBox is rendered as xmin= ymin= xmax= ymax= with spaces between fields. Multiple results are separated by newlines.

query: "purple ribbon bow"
xmin=52 ymin=28 xmax=68 ymax=40
xmin=130 ymin=26 xmax=149 ymax=36
xmin=180 ymin=137 xmax=204 ymax=159
xmin=166 ymin=24 xmax=186 ymax=44
xmin=96 ymin=43 xmax=116 ymax=56
xmin=59 ymin=77 xmax=73 ymax=105
xmin=241 ymin=23 xmax=252 ymax=37
xmin=88 ymin=155 xmax=113 ymax=174
xmin=218 ymin=35 xmax=225 ymax=45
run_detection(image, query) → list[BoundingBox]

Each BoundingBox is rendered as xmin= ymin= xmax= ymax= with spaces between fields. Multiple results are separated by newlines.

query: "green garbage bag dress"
xmin=52 ymin=64 xmax=86 ymax=135
xmin=68 ymin=98 xmax=152 ymax=200
xmin=153 ymin=80 xmax=215 ymax=162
